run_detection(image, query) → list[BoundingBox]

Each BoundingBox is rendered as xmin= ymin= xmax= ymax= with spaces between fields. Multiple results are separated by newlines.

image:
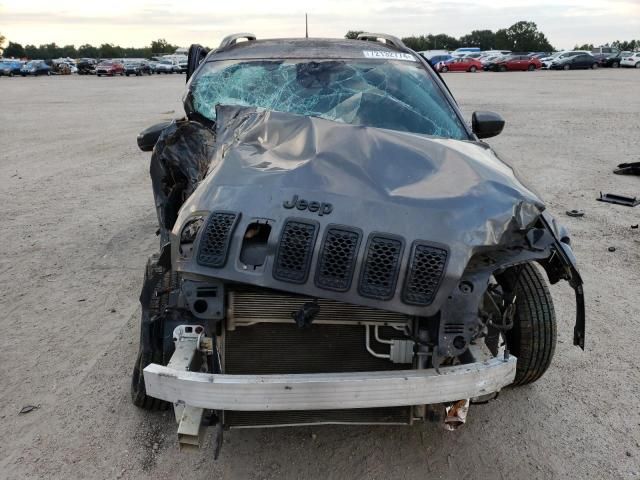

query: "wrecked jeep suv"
xmin=132 ymin=34 xmax=585 ymax=450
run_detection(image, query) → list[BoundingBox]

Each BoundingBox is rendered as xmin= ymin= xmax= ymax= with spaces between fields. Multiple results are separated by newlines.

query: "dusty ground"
xmin=0 ymin=69 xmax=639 ymax=480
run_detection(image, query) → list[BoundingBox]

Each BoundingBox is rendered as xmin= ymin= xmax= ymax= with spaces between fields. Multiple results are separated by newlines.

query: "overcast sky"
xmin=1 ymin=0 xmax=638 ymax=50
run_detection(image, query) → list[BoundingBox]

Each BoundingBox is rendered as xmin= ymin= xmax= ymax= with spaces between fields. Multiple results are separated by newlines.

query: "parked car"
xmin=178 ymin=59 xmax=188 ymax=73
xmin=491 ymin=55 xmax=542 ymax=72
xmin=155 ymin=59 xmax=179 ymax=73
xmin=425 ymin=54 xmax=453 ymax=66
xmin=124 ymin=60 xmax=152 ymax=76
xmin=96 ymin=61 xmax=125 ymax=76
xmin=20 ymin=60 xmax=51 ymax=76
xmin=620 ymin=52 xmax=640 ymax=68
xmin=131 ymin=33 xmax=585 ymax=447
xmin=438 ymin=57 xmax=483 ymax=72
xmin=481 ymin=55 xmax=505 ymax=71
xmin=77 ymin=58 xmax=97 ymax=75
xmin=541 ymin=51 xmax=592 ymax=69
xmin=0 ymin=59 xmax=23 ymax=77
xmin=549 ymin=54 xmax=599 ymax=70
xmin=593 ymin=51 xmax=630 ymax=68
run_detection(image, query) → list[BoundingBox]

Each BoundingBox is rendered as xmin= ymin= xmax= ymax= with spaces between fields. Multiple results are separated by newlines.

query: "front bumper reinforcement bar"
xmin=143 ymin=353 xmax=516 ymax=412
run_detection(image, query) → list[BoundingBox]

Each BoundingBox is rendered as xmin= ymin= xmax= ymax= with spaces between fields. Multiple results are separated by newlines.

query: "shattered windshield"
xmin=187 ymin=59 xmax=468 ymax=139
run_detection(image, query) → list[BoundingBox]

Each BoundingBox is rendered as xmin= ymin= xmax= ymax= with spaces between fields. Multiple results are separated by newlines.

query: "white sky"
xmin=1 ymin=0 xmax=638 ymax=50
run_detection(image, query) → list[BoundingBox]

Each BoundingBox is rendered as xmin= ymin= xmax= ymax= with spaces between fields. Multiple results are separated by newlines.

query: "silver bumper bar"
xmin=143 ymin=355 xmax=516 ymax=412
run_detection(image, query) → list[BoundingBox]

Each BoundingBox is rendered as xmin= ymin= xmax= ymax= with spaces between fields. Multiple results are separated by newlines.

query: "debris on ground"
xmin=566 ymin=209 xmax=585 ymax=217
xmin=614 ymin=162 xmax=640 ymax=176
xmin=19 ymin=405 xmax=39 ymax=415
xmin=597 ymin=192 xmax=640 ymax=207
xmin=608 ymin=247 xmax=616 ymax=252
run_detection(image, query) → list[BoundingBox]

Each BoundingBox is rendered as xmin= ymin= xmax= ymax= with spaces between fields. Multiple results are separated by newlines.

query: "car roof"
xmin=207 ymin=38 xmax=410 ymax=62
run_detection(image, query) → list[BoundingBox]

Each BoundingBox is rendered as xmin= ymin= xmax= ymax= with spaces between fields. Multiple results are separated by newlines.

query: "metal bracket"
xmin=167 ymin=325 xmax=211 ymax=449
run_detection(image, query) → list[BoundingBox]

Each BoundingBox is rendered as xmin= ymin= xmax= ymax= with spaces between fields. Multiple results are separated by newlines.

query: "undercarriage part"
xmin=596 ymin=192 xmax=639 ymax=207
xmin=182 ymin=279 xmax=225 ymax=320
xmin=443 ymin=399 xmax=470 ymax=431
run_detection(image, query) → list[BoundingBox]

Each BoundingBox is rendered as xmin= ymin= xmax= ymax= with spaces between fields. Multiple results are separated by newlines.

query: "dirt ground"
xmin=0 ymin=69 xmax=639 ymax=480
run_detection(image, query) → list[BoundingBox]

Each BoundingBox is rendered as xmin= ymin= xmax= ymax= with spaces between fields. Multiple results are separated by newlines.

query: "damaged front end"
xmin=135 ymin=104 xmax=584 ymax=446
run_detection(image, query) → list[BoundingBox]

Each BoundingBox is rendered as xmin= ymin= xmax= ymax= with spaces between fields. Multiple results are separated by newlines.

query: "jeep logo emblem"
xmin=283 ymin=195 xmax=333 ymax=216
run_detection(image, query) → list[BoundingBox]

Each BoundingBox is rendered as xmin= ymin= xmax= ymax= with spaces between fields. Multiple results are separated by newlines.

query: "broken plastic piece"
xmin=597 ymin=192 xmax=639 ymax=207
xmin=443 ymin=399 xmax=469 ymax=431
xmin=613 ymin=162 xmax=640 ymax=176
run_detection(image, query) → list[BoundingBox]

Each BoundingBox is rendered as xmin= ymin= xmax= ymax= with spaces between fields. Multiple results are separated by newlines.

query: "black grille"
xmin=197 ymin=211 xmax=239 ymax=268
xmin=359 ymin=234 xmax=404 ymax=300
xmin=315 ymin=226 xmax=361 ymax=291
xmin=273 ymin=219 xmax=318 ymax=283
xmin=403 ymin=242 xmax=448 ymax=305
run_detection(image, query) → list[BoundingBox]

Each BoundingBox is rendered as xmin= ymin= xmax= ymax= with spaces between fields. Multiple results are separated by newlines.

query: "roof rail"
xmin=356 ymin=33 xmax=407 ymax=51
xmin=218 ymin=33 xmax=257 ymax=51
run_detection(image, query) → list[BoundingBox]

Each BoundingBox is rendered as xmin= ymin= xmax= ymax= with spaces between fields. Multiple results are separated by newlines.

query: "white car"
xmin=620 ymin=52 xmax=640 ymax=68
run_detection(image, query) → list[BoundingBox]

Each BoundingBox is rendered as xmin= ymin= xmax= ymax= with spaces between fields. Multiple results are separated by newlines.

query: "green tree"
xmin=151 ymin=38 xmax=175 ymax=54
xmin=459 ymin=30 xmax=496 ymax=50
xmin=60 ymin=44 xmax=78 ymax=58
xmin=78 ymin=44 xmax=99 ymax=58
xmin=612 ymin=39 xmax=638 ymax=51
xmin=574 ymin=43 xmax=594 ymax=50
xmin=344 ymin=31 xmax=364 ymax=40
xmin=99 ymin=43 xmax=123 ymax=58
xmin=495 ymin=21 xmax=553 ymax=52
xmin=24 ymin=44 xmax=39 ymax=59
xmin=3 ymin=41 xmax=25 ymax=58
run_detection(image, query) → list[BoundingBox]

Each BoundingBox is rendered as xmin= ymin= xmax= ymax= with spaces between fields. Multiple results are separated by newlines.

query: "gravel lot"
xmin=1 ymin=69 xmax=639 ymax=480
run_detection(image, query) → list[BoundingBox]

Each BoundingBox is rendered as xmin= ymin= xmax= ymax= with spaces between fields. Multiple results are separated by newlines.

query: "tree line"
xmin=0 ymin=37 xmax=180 ymax=60
xmin=346 ymin=21 xmax=639 ymax=53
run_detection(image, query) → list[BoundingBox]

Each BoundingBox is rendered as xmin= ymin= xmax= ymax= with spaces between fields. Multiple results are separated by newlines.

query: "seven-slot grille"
xmin=358 ymin=234 xmax=404 ymax=300
xmin=197 ymin=215 xmax=448 ymax=304
xmin=197 ymin=211 xmax=239 ymax=268
xmin=273 ymin=219 xmax=318 ymax=283
xmin=315 ymin=226 xmax=361 ymax=291
xmin=402 ymin=242 xmax=448 ymax=305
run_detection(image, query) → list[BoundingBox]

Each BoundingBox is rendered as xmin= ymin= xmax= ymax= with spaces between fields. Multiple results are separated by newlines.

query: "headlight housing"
xmin=179 ymin=216 xmax=205 ymax=258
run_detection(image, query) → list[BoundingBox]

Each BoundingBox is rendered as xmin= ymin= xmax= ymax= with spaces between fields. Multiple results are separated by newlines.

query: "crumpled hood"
xmin=175 ymin=105 xmax=546 ymax=314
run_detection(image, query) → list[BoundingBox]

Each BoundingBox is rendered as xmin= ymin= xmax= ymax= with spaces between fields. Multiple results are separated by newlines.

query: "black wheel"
xmin=498 ymin=263 xmax=557 ymax=386
xmin=441 ymin=66 xmax=448 ymax=73
xmin=125 ymin=73 xmax=129 ymax=76
xmin=131 ymin=254 xmax=178 ymax=410
xmin=469 ymin=66 xmax=477 ymax=73
xmin=612 ymin=61 xmax=619 ymax=68
xmin=499 ymin=65 xmax=507 ymax=72
xmin=528 ymin=64 xmax=535 ymax=71
xmin=592 ymin=63 xmax=599 ymax=69
xmin=563 ymin=64 xmax=570 ymax=71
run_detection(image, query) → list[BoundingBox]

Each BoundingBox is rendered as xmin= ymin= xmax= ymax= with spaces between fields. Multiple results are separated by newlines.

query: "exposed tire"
xmin=528 ymin=64 xmax=535 ymax=71
xmin=500 ymin=263 xmax=557 ymax=386
xmin=612 ymin=62 xmax=619 ymax=68
xmin=469 ymin=66 xmax=477 ymax=73
xmin=441 ymin=66 xmax=448 ymax=73
xmin=635 ymin=62 xmax=640 ymax=69
xmin=563 ymin=64 xmax=570 ymax=71
xmin=131 ymin=254 xmax=177 ymax=410
xmin=499 ymin=65 xmax=507 ymax=72
xmin=592 ymin=63 xmax=599 ymax=69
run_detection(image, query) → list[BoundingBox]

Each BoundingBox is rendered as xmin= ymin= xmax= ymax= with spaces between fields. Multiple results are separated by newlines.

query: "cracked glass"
xmin=187 ymin=59 xmax=468 ymax=139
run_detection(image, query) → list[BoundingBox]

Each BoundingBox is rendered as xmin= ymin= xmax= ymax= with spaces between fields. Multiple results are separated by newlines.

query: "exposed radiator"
xmin=223 ymin=289 xmax=413 ymax=427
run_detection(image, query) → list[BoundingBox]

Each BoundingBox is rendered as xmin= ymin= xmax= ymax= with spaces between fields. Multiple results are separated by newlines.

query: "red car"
xmin=95 ymin=61 xmax=125 ymax=77
xmin=492 ymin=55 xmax=542 ymax=72
xmin=438 ymin=57 xmax=483 ymax=73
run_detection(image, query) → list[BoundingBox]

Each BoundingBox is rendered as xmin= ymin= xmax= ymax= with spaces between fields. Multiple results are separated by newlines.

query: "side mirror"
xmin=186 ymin=44 xmax=209 ymax=82
xmin=137 ymin=121 xmax=172 ymax=152
xmin=472 ymin=111 xmax=505 ymax=139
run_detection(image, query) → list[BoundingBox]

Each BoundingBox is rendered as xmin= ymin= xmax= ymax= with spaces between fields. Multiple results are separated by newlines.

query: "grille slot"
xmin=197 ymin=211 xmax=239 ymax=268
xmin=444 ymin=322 xmax=465 ymax=334
xmin=315 ymin=226 xmax=361 ymax=291
xmin=403 ymin=242 xmax=448 ymax=306
xmin=359 ymin=234 xmax=404 ymax=300
xmin=273 ymin=219 xmax=318 ymax=284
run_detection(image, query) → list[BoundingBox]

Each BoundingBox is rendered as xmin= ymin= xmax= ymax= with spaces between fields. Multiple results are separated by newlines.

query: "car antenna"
xmin=305 ymin=13 xmax=308 ymax=38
